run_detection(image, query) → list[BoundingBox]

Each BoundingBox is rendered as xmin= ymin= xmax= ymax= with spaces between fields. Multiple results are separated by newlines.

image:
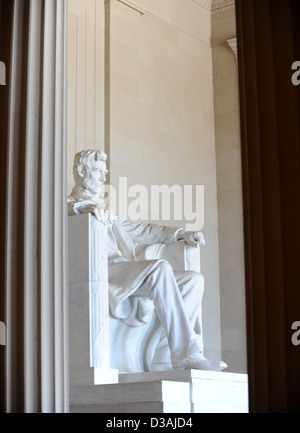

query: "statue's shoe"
xmin=150 ymin=354 xmax=228 ymax=372
xmin=172 ymin=354 xmax=228 ymax=372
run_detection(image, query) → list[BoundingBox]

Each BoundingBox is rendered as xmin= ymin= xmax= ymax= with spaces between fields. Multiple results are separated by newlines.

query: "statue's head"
xmin=73 ymin=149 xmax=108 ymax=194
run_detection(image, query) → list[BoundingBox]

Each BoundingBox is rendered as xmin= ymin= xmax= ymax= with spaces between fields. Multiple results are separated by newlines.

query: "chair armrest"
xmin=136 ymin=241 xmax=201 ymax=273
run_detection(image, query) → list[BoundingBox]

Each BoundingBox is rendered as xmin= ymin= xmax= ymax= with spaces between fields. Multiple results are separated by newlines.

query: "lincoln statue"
xmin=68 ymin=149 xmax=227 ymax=372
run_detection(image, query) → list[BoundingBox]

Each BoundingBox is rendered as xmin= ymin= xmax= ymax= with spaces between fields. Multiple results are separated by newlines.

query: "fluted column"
xmin=104 ymin=0 xmax=111 ymax=182
xmin=1 ymin=0 xmax=68 ymax=413
xmin=236 ymin=0 xmax=300 ymax=412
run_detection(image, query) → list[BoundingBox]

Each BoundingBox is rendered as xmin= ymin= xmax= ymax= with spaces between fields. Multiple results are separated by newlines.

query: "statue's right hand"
xmin=86 ymin=204 xmax=114 ymax=225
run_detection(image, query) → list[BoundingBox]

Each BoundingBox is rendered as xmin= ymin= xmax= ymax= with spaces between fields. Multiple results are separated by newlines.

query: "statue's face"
xmin=80 ymin=158 xmax=108 ymax=194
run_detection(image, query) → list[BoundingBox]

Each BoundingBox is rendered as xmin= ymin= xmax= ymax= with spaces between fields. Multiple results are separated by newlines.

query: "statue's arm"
xmin=67 ymin=199 xmax=94 ymax=216
xmin=119 ymin=220 xmax=205 ymax=246
xmin=68 ymin=199 xmax=82 ymax=216
xmin=119 ymin=219 xmax=182 ymax=244
xmin=67 ymin=198 xmax=114 ymax=224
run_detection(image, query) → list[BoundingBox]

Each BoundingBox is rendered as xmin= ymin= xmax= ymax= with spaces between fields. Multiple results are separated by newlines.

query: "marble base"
xmin=70 ymin=370 xmax=248 ymax=413
xmin=95 ymin=367 xmax=119 ymax=385
xmin=118 ymin=369 xmax=246 ymax=384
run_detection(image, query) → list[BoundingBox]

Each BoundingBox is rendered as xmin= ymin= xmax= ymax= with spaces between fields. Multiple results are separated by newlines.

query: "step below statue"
xmin=68 ymin=149 xmax=227 ymax=372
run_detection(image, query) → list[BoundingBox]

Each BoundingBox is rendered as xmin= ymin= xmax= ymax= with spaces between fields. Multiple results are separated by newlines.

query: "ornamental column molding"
xmin=0 ymin=0 xmax=68 ymax=413
xmin=227 ymin=37 xmax=237 ymax=62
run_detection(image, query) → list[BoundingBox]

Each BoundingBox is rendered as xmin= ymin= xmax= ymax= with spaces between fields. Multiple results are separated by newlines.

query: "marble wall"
xmin=212 ymin=6 xmax=247 ymax=373
xmin=108 ymin=0 xmax=221 ymax=362
xmin=67 ymin=0 xmax=106 ymax=194
xmin=67 ymin=0 xmax=247 ymax=371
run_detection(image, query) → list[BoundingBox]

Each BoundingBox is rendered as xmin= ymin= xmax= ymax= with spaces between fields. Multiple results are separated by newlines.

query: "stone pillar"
xmin=236 ymin=0 xmax=300 ymax=412
xmin=104 ymin=0 xmax=111 ymax=181
xmin=0 ymin=0 xmax=68 ymax=413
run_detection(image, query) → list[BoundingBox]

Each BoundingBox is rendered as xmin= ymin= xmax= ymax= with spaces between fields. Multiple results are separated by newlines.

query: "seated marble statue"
xmin=68 ymin=149 xmax=227 ymax=372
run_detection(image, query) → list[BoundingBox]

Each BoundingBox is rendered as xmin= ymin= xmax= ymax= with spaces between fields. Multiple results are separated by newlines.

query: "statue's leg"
xmin=140 ymin=262 xmax=227 ymax=372
xmin=135 ymin=260 xmax=203 ymax=366
xmin=150 ymin=271 xmax=204 ymax=370
xmin=175 ymin=271 xmax=204 ymax=354
xmin=109 ymin=259 xmax=226 ymax=372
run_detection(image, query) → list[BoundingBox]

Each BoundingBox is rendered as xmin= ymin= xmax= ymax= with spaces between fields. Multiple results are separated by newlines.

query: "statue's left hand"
xmin=182 ymin=231 xmax=205 ymax=247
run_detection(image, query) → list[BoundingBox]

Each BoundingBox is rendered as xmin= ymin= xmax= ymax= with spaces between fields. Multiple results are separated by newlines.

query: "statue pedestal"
xmin=68 ymin=214 xmax=118 ymax=386
xmin=70 ymin=370 xmax=248 ymax=413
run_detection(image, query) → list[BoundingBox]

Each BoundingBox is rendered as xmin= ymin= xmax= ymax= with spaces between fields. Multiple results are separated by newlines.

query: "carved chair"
xmin=68 ymin=214 xmax=202 ymax=380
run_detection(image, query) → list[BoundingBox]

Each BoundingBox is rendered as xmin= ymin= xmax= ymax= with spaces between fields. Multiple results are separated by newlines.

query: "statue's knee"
xmin=157 ymin=259 xmax=173 ymax=274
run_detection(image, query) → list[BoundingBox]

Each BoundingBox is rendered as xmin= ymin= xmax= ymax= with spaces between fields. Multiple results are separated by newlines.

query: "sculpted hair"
xmin=73 ymin=149 xmax=107 ymax=183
